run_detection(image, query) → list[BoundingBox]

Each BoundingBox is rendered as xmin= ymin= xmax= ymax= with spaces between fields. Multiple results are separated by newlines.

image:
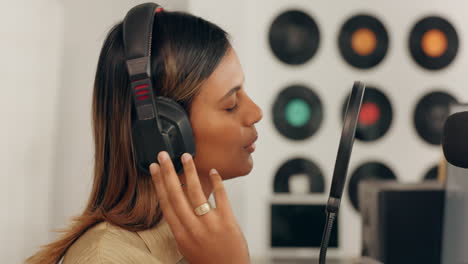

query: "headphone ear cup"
xmin=155 ymin=96 xmax=196 ymax=173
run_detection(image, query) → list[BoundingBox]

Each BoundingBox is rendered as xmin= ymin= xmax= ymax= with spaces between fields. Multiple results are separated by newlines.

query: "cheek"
xmin=191 ymin=116 xmax=249 ymax=176
xmin=194 ymin=117 xmax=240 ymax=154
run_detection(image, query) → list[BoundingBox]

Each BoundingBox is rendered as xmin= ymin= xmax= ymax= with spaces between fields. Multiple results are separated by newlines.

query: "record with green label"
xmin=272 ymin=85 xmax=323 ymax=140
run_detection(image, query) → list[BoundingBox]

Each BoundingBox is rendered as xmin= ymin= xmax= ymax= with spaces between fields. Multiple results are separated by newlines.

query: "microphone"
xmin=442 ymin=111 xmax=468 ymax=168
xmin=319 ymin=81 xmax=365 ymax=264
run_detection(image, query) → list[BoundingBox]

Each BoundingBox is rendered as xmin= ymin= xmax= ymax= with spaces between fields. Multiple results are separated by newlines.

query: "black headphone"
xmin=122 ymin=2 xmax=196 ymax=176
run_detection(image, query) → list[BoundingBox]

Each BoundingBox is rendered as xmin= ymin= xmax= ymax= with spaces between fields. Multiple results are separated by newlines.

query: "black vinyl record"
xmin=342 ymin=86 xmax=392 ymax=141
xmin=414 ymin=91 xmax=457 ymax=145
xmin=269 ymin=10 xmax=320 ymax=65
xmin=348 ymin=162 xmax=397 ymax=212
xmin=273 ymin=158 xmax=325 ymax=193
xmin=273 ymin=85 xmax=323 ymax=140
xmin=423 ymin=165 xmax=438 ymax=181
xmin=338 ymin=14 xmax=389 ymax=69
xmin=409 ymin=16 xmax=459 ymax=70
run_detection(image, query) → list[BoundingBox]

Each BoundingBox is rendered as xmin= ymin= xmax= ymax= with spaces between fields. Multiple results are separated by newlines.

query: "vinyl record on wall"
xmin=409 ymin=16 xmax=459 ymax=70
xmin=338 ymin=14 xmax=389 ymax=69
xmin=269 ymin=10 xmax=320 ymax=65
xmin=342 ymin=86 xmax=392 ymax=141
xmin=414 ymin=91 xmax=457 ymax=145
xmin=423 ymin=165 xmax=438 ymax=181
xmin=348 ymin=162 xmax=397 ymax=212
xmin=273 ymin=158 xmax=325 ymax=193
xmin=273 ymin=85 xmax=323 ymax=140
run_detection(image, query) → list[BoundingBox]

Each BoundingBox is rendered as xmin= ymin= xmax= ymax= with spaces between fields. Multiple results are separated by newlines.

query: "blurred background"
xmin=2 ymin=0 xmax=468 ymax=263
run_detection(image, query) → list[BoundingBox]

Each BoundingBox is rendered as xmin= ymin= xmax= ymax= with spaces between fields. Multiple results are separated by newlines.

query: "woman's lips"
xmin=245 ymin=142 xmax=256 ymax=153
xmin=244 ymin=135 xmax=258 ymax=153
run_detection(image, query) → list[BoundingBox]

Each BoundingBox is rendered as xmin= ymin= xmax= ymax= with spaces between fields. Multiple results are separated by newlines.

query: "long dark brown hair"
xmin=26 ymin=9 xmax=231 ymax=264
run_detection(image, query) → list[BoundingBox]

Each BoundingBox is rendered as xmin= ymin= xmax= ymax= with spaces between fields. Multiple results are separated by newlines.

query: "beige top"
xmin=62 ymin=219 xmax=187 ymax=264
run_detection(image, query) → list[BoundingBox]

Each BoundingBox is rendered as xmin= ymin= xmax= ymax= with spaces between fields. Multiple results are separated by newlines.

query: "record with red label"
xmin=273 ymin=85 xmax=323 ymax=140
xmin=414 ymin=91 xmax=457 ymax=145
xmin=342 ymin=86 xmax=392 ymax=141
xmin=269 ymin=10 xmax=320 ymax=65
xmin=338 ymin=14 xmax=389 ymax=69
xmin=347 ymin=162 xmax=397 ymax=212
xmin=273 ymin=157 xmax=325 ymax=193
xmin=409 ymin=16 xmax=459 ymax=70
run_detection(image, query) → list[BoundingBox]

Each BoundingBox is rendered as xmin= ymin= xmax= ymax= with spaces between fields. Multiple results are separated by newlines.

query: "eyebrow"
xmin=218 ymin=77 xmax=245 ymax=103
xmin=219 ymin=86 xmax=241 ymax=103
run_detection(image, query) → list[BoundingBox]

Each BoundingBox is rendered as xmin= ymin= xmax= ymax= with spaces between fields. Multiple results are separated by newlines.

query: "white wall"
xmin=0 ymin=1 xmax=187 ymax=263
xmin=0 ymin=0 xmax=64 ymax=263
xmin=52 ymin=0 xmax=188 ymax=233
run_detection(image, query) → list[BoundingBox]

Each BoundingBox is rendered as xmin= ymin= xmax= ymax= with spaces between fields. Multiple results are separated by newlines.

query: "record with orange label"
xmin=414 ymin=91 xmax=457 ymax=145
xmin=272 ymin=85 xmax=323 ymax=140
xmin=342 ymin=86 xmax=392 ymax=141
xmin=338 ymin=14 xmax=389 ymax=69
xmin=409 ymin=16 xmax=459 ymax=70
xmin=269 ymin=10 xmax=320 ymax=65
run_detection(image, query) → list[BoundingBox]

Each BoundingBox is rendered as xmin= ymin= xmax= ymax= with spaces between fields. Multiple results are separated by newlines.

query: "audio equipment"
xmin=123 ymin=3 xmax=196 ymax=176
xmin=359 ymin=180 xmax=445 ymax=264
xmin=440 ymin=104 xmax=468 ymax=264
xmin=320 ymin=81 xmax=365 ymax=264
xmin=442 ymin=111 xmax=468 ymax=168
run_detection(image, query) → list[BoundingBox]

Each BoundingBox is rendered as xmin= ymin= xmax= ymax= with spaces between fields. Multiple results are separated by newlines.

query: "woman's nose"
xmin=246 ymin=97 xmax=263 ymax=126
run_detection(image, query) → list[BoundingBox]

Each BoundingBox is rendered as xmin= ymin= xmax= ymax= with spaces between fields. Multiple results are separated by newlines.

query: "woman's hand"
xmin=149 ymin=151 xmax=250 ymax=264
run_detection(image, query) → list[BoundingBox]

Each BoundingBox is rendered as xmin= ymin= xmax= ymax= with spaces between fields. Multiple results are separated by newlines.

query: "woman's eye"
xmin=226 ymin=104 xmax=238 ymax=112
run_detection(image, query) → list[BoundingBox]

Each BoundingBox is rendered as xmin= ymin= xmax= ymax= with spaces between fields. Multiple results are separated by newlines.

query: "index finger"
xmin=157 ymin=151 xmax=199 ymax=226
xmin=181 ymin=153 xmax=210 ymax=211
xmin=150 ymin=162 xmax=184 ymax=232
xmin=208 ymin=168 xmax=234 ymax=218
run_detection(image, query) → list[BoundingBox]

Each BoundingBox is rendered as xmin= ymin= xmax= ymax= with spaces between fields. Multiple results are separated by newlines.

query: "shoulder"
xmin=62 ymin=222 xmax=161 ymax=264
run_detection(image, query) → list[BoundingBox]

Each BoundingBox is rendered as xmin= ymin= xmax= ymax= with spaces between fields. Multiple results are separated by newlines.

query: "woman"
xmin=26 ymin=4 xmax=262 ymax=264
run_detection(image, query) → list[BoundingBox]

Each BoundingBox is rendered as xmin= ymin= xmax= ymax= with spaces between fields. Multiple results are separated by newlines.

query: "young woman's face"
xmin=189 ymin=47 xmax=263 ymax=180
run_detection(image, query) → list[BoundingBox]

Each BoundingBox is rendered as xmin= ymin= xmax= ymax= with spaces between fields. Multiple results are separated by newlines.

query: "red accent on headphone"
xmin=136 ymin=90 xmax=149 ymax=96
xmin=155 ymin=7 xmax=164 ymax=13
xmin=137 ymin=95 xmax=150 ymax=101
xmin=135 ymin=84 xmax=149 ymax=90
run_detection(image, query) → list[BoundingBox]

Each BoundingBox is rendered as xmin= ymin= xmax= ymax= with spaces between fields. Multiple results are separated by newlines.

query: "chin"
xmin=237 ymin=158 xmax=255 ymax=177
xmin=244 ymin=155 xmax=254 ymax=173
xmin=222 ymin=164 xmax=253 ymax=180
xmin=242 ymin=164 xmax=254 ymax=176
xmin=220 ymin=155 xmax=254 ymax=180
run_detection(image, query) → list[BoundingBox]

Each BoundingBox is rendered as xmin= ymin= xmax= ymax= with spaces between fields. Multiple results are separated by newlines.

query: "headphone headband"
xmin=123 ymin=3 xmax=162 ymax=121
xmin=121 ymin=3 xmax=195 ymax=176
xmin=123 ymin=3 xmax=159 ymax=62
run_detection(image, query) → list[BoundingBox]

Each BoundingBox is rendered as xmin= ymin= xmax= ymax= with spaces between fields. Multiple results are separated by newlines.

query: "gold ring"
xmin=194 ymin=202 xmax=211 ymax=216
